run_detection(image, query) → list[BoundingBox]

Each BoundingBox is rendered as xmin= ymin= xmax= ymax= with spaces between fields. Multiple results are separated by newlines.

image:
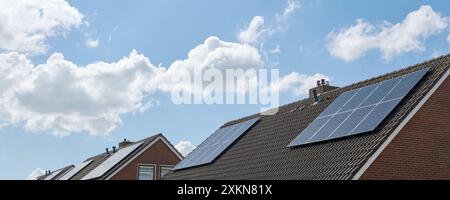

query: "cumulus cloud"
xmin=270 ymin=45 xmax=281 ymax=54
xmin=175 ymin=140 xmax=196 ymax=157
xmin=238 ymin=16 xmax=269 ymax=44
xmin=238 ymin=0 xmax=300 ymax=48
xmin=276 ymin=0 xmax=300 ymax=22
xmin=26 ymin=168 xmax=45 ymax=180
xmin=159 ymin=36 xmax=264 ymax=94
xmin=0 ymin=50 xmax=163 ymax=136
xmin=85 ymin=39 xmax=99 ymax=48
xmin=0 ymin=0 xmax=83 ymax=54
xmin=327 ymin=5 xmax=448 ymax=62
xmin=0 ymin=36 xmax=325 ymax=136
xmin=269 ymin=72 xmax=329 ymax=96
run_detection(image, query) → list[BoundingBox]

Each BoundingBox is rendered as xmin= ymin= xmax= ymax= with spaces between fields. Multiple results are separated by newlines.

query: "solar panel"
xmin=288 ymin=68 xmax=428 ymax=147
xmin=44 ymin=168 xmax=66 ymax=180
xmin=82 ymin=142 xmax=143 ymax=180
xmin=58 ymin=160 xmax=93 ymax=180
xmin=174 ymin=117 xmax=259 ymax=170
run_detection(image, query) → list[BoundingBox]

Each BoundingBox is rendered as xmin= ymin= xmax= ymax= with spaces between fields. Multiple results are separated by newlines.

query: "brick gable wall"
xmin=361 ymin=76 xmax=450 ymax=179
xmin=111 ymin=139 xmax=181 ymax=180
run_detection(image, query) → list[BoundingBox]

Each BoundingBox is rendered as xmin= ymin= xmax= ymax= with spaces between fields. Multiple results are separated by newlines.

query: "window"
xmin=137 ymin=165 xmax=154 ymax=180
xmin=160 ymin=166 xmax=173 ymax=178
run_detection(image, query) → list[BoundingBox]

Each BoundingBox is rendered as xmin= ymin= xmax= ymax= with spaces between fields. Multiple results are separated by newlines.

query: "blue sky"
xmin=0 ymin=0 xmax=449 ymax=179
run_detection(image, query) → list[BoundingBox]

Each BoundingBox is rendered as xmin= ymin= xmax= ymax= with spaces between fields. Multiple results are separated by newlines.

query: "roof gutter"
xmin=352 ymin=67 xmax=450 ymax=180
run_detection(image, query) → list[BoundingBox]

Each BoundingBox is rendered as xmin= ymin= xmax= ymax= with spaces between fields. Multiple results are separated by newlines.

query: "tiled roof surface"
xmin=164 ymin=54 xmax=450 ymax=180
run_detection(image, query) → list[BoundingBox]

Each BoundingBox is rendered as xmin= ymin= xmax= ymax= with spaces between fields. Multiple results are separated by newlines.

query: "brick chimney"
xmin=119 ymin=138 xmax=134 ymax=148
xmin=309 ymin=79 xmax=339 ymax=100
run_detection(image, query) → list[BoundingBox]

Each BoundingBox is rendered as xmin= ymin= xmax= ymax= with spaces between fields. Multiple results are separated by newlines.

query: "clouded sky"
xmin=1 ymin=0 xmax=449 ymax=179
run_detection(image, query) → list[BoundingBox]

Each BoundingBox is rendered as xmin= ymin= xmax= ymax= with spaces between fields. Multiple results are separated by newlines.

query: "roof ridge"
xmin=83 ymin=133 xmax=161 ymax=162
xmin=222 ymin=53 xmax=450 ymax=126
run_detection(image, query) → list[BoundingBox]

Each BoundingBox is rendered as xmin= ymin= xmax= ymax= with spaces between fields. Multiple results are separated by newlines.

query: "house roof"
xmin=37 ymin=165 xmax=73 ymax=180
xmin=38 ymin=133 xmax=181 ymax=180
xmin=164 ymin=53 xmax=450 ymax=180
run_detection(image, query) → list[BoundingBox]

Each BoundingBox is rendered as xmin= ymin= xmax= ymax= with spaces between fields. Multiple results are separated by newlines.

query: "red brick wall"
xmin=361 ymin=76 xmax=450 ymax=179
xmin=110 ymin=138 xmax=181 ymax=180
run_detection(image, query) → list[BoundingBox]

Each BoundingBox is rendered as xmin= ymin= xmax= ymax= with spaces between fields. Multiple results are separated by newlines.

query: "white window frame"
xmin=137 ymin=164 xmax=155 ymax=180
xmin=159 ymin=165 xmax=174 ymax=178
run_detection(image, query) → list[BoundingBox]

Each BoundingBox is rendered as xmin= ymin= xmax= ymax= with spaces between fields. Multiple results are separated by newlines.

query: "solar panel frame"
xmin=174 ymin=117 xmax=259 ymax=170
xmin=58 ymin=160 xmax=93 ymax=180
xmin=288 ymin=68 xmax=428 ymax=147
xmin=81 ymin=142 xmax=143 ymax=180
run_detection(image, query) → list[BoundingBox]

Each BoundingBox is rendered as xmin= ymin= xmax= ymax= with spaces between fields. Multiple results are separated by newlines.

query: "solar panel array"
xmin=58 ymin=160 xmax=93 ymax=180
xmin=288 ymin=68 xmax=428 ymax=147
xmin=82 ymin=142 xmax=143 ymax=180
xmin=174 ymin=117 xmax=259 ymax=170
xmin=44 ymin=168 xmax=66 ymax=180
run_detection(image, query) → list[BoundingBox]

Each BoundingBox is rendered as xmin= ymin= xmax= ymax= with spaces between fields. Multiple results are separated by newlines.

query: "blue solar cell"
xmin=340 ymin=84 xmax=378 ymax=112
xmin=351 ymin=99 xmax=401 ymax=134
xmin=384 ymin=69 xmax=428 ymax=101
xmin=174 ymin=117 xmax=259 ymax=170
xmin=318 ymin=90 xmax=357 ymax=118
xmin=329 ymin=105 xmax=375 ymax=139
xmin=58 ymin=160 xmax=93 ymax=180
xmin=360 ymin=77 xmax=401 ymax=107
xmin=287 ymin=116 xmax=331 ymax=147
xmin=309 ymin=112 xmax=352 ymax=143
xmin=288 ymin=68 xmax=428 ymax=147
xmin=82 ymin=142 xmax=143 ymax=180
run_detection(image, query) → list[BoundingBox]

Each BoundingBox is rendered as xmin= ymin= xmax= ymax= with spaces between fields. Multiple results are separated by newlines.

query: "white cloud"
xmin=0 ymin=0 xmax=83 ymax=54
xmin=26 ymin=168 xmax=45 ymax=180
xmin=269 ymin=72 xmax=329 ymax=96
xmin=160 ymin=36 xmax=264 ymax=94
xmin=447 ymin=35 xmax=450 ymax=45
xmin=175 ymin=140 xmax=196 ymax=157
xmin=85 ymin=39 xmax=99 ymax=48
xmin=0 ymin=50 xmax=163 ymax=136
xmin=276 ymin=0 xmax=300 ymax=22
xmin=0 ymin=37 xmax=265 ymax=136
xmin=0 ymin=36 xmax=326 ymax=136
xmin=327 ymin=5 xmax=448 ymax=62
xmin=270 ymin=45 xmax=281 ymax=54
xmin=238 ymin=16 xmax=268 ymax=44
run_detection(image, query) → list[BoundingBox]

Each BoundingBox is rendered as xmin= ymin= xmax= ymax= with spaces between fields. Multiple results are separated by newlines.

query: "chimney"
xmin=105 ymin=147 xmax=109 ymax=154
xmin=311 ymin=89 xmax=319 ymax=102
xmin=309 ymin=79 xmax=339 ymax=100
xmin=119 ymin=138 xmax=134 ymax=148
xmin=112 ymin=146 xmax=116 ymax=153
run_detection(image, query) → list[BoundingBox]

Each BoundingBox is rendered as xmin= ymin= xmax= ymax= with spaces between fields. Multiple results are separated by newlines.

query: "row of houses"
xmin=37 ymin=134 xmax=182 ymax=180
xmin=38 ymin=54 xmax=450 ymax=180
